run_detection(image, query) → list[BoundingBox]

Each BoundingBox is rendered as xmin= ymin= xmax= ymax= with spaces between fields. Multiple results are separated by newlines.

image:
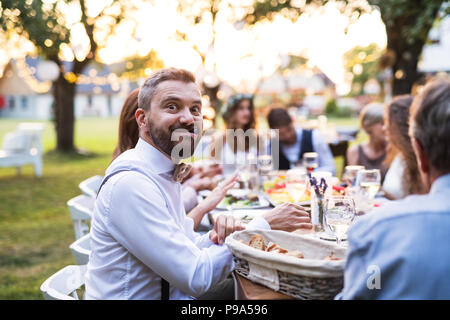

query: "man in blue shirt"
xmin=337 ymin=78 xmax=450 ymax=299
xmin=267 ymin=108 xmax=336 ymax=174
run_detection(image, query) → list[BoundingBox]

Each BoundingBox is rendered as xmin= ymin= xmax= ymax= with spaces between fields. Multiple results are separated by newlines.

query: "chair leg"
xmin=34 ymin=159 xmax=43 ymax=177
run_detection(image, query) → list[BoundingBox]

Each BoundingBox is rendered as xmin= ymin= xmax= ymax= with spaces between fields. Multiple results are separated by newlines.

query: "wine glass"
xmin=324 ymin=196 xmax=356 ymax=246
xmin=342 ymin=165 xmax=365 ymax=187
xmin=357 ymin=169 xmax=381 ymax=200
xmin=303 ymin=152 xmax=319 ymax=173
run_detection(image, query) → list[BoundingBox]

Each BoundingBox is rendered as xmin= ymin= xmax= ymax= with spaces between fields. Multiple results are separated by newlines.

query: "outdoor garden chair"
xmin=79 ymin=175 xmax=103 ymax=198
xmin=40 ymin=265 xmax=87 ymax=300
xmin=67 ymin=194 xmax=95 ymax=240
xmin=0 ymin=122 xmax=44 ymax=177
xmin=69 ymin=233 xmax=91 ymax=265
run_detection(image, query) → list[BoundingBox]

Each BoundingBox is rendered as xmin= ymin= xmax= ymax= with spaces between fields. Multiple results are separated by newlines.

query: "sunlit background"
xmin=0 ymin=0 xmax=386 ymax=95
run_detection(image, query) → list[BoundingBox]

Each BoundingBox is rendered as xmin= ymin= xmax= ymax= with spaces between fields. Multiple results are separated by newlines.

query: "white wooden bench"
xmin=0 ymin=122 xmax=44 ymax=177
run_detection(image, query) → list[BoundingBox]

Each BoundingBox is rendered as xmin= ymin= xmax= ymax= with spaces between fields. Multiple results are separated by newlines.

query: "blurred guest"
xmin=346 ymin=102 xmax=388 ymax=182
xmin=112 ymin=88 xmax=216 ymax=227
xmin=337 ymin=77 xmax=450 ymax=299
xmin=267 ymin=107 xmax=335 ymax=174
xmin=210 ymin=93 xmax=260 ymax=176
xmin=382 ymin=95 xmax=426 ymax=200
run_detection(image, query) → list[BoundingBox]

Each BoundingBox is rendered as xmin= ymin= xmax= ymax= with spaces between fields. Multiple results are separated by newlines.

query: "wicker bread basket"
xmin=225 ymin=229 xmax=346 ymax=300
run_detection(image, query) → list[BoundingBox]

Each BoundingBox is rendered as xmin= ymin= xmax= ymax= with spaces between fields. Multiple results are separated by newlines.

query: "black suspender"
xmin=97 ymin=169 xmax=171 ymax=300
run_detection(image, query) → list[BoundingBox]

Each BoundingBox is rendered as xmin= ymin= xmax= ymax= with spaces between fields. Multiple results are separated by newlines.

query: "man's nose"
xmin=179 ymin=106 xmax=194 ymax=125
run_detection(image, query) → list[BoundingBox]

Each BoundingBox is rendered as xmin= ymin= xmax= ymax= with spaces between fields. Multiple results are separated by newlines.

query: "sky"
xmin=0 ymin=0 xmax=387 ymax=95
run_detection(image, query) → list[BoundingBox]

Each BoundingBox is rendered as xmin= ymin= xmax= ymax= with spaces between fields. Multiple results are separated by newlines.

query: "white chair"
xmin=40 ymin=265 xmax=87 ymax=300
xmin=67 ymin=195 xmax=95 ymax=240
xmin=0 ymin=122 xmax=44 ymax=177
xmin=70 ymin=233 xmax=91 ymax=265
xmin=79 ymin=175 xmax=103 ymax=198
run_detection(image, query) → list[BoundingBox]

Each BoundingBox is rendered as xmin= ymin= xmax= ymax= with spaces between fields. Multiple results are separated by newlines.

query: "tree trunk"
xmin=388 ymin=38 xmax=424 ymax=96
xmin=53 ymin=74 xmax=76 ymax=151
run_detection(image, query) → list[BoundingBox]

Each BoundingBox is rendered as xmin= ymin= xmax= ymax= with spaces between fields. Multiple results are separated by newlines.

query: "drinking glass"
xmin=342 ymin=165 xmax=365 ymax=187
xmin=286 ymin=181 xmax=307 ymax=203
xmin=257 ymin=155 xmax=273 ymax=175
xmin=324 ymin=196 xmax=356 ymax=245
xmin=357 ymin=169 xmax=381 ymax=199
xmin=303 ymin=152 xmax=319 ymax=173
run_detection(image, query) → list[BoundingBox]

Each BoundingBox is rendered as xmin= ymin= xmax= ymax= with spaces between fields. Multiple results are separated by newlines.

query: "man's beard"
xmin=148 ymin=121 xmax=200 ymax=160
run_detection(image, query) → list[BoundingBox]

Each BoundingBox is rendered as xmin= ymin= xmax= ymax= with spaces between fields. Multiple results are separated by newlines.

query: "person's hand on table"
xmin=210 ymin=215 xmax=245 ymax=245
xmin=263 ymin=203 xmax=312 ymax=232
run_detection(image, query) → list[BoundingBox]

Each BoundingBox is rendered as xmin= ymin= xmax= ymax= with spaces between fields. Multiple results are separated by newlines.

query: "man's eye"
xmin=167 ymin=104 xmax=177 ymax=110
xmin=192 ymin=106 xmax=201 ymax=113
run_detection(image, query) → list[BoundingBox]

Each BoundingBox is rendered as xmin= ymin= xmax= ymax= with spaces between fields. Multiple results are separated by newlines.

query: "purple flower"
xmin=308 ymin=173 xmax=328 ymax=198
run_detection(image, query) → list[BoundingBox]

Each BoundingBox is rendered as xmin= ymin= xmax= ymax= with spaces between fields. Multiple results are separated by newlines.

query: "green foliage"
xmin=325 ymin=98 xmax=353 ymax=117
xmin=344 ymin=43 xmax=383 ymax=96
xmin=114 ymin=50 xmax=165 ymax=81
xmin=325 ymin=98 xmax=338 ymax=115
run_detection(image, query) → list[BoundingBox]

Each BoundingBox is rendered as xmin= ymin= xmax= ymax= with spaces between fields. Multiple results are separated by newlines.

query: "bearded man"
xmin=84 ymin=68 xmax=312 ymax=300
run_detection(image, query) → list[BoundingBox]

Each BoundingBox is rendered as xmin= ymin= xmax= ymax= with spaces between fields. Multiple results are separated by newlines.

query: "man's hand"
xmin=210 ymin=214 xmax=245 ymax=245
xmin=263 ymin=203 xmax=312 ymax=232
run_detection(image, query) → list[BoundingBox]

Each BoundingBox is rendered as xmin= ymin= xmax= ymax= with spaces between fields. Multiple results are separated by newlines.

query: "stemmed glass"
xmin=343 ymin=165 xmax=365 ymax=187
xmin=303 ymin=152 xmax=319 ymax=173
xmin=357 ymin=169 xmax=381 ymax=199
xmin=324 ymin=196 xmax=356 ymax=246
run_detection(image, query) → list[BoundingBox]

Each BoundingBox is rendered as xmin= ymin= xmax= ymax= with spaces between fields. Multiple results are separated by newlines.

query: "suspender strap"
xmin=298 ymin=129 xmax=313 ymax=161
xmin=96 ymin=168 xmax=171 ymax=300
xmin=161 ymin=278 xmax=170 ymax=300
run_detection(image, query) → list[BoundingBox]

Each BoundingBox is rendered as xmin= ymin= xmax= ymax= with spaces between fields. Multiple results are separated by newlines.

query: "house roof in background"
xmin=0 ymin=56 xmax=138 ymax=95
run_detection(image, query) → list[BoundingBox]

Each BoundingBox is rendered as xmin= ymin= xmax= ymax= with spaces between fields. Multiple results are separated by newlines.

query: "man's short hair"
xmin=409 ymin=77 xmax=450 ymax=172
xmin=138 ymin=68 xmax=197 ymax=111
xmin=267 ymin=108 xmax=292 ymax=128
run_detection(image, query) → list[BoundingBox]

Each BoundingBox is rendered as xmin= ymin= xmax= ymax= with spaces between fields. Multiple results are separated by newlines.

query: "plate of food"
xmin=263 ymin=178 xmax=311 ymax=207
xmin=216 ymin=189 xmax=270 ymax=210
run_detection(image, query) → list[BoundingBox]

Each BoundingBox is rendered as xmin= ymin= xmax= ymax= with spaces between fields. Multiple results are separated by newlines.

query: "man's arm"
xmin=106 ymin=172 xmax=233 ymax=298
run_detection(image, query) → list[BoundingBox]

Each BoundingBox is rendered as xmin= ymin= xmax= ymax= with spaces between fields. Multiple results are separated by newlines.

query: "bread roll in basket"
xmin=225 ymin=229 xmax=347 ymax=300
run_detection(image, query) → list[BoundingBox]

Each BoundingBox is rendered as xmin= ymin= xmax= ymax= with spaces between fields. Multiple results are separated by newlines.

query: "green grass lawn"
xmin=0 ymin=116 xmax=361 ymax=299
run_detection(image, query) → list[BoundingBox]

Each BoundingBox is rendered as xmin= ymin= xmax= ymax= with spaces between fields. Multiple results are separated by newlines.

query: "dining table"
xmin=204 ymin=191 xmax=388 ymax=300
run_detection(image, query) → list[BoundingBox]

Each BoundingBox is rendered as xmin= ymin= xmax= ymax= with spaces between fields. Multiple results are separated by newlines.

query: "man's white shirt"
xmin=84 ymin=138 xmax=270 ymax=299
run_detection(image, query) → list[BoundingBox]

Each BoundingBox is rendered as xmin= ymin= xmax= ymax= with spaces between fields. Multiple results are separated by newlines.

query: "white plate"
xmin=210 ymin=208 xmax=270 ymax=223
xmin=317 ymin=232 xmax=347 ymax=242
xmin=264 ymin=193 xmax=311 ymax=208
xmin=216 ymin=190 xmax=271 ymax=210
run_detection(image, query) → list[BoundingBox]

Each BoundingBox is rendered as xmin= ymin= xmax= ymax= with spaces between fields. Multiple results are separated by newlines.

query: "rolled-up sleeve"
xmin=105 ymin=172 xmax=234 ymax=298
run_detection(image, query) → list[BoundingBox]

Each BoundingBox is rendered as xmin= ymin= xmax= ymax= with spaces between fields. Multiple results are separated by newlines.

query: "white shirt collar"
xmin=135 ymin=138 xmax=175 ymax=175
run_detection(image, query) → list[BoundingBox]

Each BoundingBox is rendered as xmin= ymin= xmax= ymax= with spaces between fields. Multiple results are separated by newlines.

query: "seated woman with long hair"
xmin=382 ymin=95 xmax=426 ymax=199
xmin=210 ymin=93 xmax=261 ymax=176
xmin=112 ymin=89 xmax=228 ymax=230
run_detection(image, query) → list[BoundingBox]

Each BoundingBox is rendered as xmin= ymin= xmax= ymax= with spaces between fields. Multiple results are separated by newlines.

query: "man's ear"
xmin=412 ymin=137 xmax=430 ymax=176
xmin=135 ymin=108 xmax=147 ymax=130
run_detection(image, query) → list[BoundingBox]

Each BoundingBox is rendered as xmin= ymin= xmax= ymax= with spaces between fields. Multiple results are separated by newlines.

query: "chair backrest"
xmin=79 ymin=175 xmax=103 ymax=198
xmin=2 ymin=131 xmax=28 ymax=153
xmin=70 ymin=233 xmax=91 ymax=265
xmin=67 ymin=195 xmax=95 ymax=240
xmin=40 ymin=265 xmax=87 ymax=300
